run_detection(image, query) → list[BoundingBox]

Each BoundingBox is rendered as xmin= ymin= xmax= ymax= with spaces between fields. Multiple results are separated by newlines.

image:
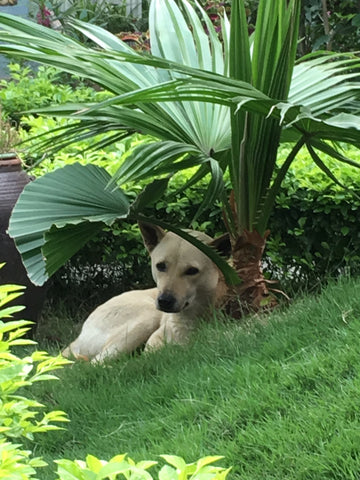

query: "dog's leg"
xmin=145 ymin=317 xmax=194 ymax=352
xmin=144 ymin=324 xmax=167 ymax=351
xmin=91 ymin=317 xmax=161 ymax=363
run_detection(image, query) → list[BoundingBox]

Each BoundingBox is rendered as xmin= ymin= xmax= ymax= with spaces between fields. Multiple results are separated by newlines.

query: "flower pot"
xmin=0 ymin=154 xmax=47 ymax=324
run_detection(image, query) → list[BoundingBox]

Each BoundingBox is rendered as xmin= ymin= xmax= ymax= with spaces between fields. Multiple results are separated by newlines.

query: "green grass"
xmin=27 ymin=277 xmax=360 ymax=480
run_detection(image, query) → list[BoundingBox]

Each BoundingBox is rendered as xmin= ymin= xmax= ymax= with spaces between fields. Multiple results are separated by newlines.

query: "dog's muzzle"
xmin=157 ymin=292 xmax=182 ymax=313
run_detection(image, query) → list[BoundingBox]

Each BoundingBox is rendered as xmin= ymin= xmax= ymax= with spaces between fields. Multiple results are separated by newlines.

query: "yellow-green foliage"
xmin=55 ymin=454 xmax=231 ymax=480
xmin=0 ymin=271 xmax=70 ymax=479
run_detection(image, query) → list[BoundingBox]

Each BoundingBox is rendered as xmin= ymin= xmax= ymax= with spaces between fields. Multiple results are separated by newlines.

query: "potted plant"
xmin=0 ymin=111 xmax=47 ymax=326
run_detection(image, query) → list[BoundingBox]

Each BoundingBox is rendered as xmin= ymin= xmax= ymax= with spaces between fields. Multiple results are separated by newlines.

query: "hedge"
xmin=49 ymin=148 xmax=360 ymax=308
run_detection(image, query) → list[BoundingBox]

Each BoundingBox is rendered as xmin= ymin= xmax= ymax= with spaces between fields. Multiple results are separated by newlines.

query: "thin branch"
xmin=321 ymin=0 xmax=332 ymax=51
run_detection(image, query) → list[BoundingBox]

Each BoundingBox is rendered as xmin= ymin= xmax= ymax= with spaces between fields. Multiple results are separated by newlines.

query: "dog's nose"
xmin=157 ymin=292 xmax=177 ymax=313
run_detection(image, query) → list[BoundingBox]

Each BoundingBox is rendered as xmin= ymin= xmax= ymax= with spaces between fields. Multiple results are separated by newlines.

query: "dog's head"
xmin=139 ymin=222 xmax=230 ymax=315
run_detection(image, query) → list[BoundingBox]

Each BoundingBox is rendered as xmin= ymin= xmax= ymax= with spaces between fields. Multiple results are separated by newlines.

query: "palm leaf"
xmin=110 ymin=141 xmax=206 ymax=186
xmin=8 ymin=164 xmax=130 ymax=285
xmin=230 ymin=0 xmax=301 ymax=234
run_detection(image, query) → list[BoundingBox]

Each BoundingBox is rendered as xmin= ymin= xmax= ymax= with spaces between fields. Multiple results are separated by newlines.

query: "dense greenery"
xmin=48 ymin=149 xmax=360 ymax=308
xmin=1 ymin=62 xmax=358 ymax=306
xmin=300 ymin=0 xmax=360 ymax=53
xmin=269 ymin=149 xmax=360 ymax=286
xmin=0 ymin=61 xmax=357 ymax=304
xmin=0 ymin=63 xmax=106 ymax=126
xmin=1 ymin=4 xmax=360 ymax=479
xmin=0 ymin=275 xmax=69 ymax=479
xmin=1 ymin=0 xmax=360 ymax=311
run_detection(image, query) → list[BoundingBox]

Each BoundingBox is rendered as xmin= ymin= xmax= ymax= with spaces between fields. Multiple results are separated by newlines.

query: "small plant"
xmin=30 ymin=0 xmax=149 ymax=39
xmin=0 ymin=110 xmax=19 ymax=155
xmin=0 ymin=63 xmax=106 ymax=124
xmin=0 ymin=267 xmax=70 ymax=478
xmin=55 ymin=454 xmax=231 ymax=480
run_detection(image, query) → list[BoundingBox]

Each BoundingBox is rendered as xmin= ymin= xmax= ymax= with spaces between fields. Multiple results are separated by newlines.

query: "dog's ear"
xmin=209 ymin=233 xmax=232 ymax=258
xmin=138 ymin=222 xmax=166 ymax=252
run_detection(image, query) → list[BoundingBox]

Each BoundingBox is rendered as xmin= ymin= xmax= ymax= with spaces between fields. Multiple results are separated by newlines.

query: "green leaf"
xmin=43 ymin=222 xmax=104 ymax=278
xmin=159 ymin=465 xmax=178 ymax=480
xmin=137 ymin=216 xmax=240 ymax=286
xmin=55 ymin=459 xmax=88 ymax=480
xmin=191 ymin=159 xmax=225 ymax=224
xmin=131 ymin=178 xmax=170 ymax=215
xmin=160 ymin=455 xmax=187 ymax=472
xmin=306 ymin=143 xmax=355 ymax=193
xmin=194 ymin=456 xmax=224 ymax=472
xmin=136 ymin=460 xmax=158 ymax=471
xmin=85 ymin=454 xmax=103 ymax=474
xmin=111 ymin=141 xmax=203 ymax=186
xmin=8 ymin=163 xmax=131 ymax=285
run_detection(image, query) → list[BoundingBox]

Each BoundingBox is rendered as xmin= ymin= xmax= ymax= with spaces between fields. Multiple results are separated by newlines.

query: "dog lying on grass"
xmin=62 ymin=222 xmax=229 ymax=363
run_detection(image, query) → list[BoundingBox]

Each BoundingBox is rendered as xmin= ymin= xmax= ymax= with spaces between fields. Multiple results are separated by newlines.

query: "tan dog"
xmin=62 ymin=222 xmax=228 ymax=363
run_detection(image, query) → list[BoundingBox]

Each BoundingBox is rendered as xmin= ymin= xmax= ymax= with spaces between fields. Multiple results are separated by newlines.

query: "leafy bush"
xmin=300 ymin=1 xmax=360 ymax=54
xmin=3 ymin=61 xmax=358 ymax=299
xmin=266 ymin=146 xmax=360 ymax=287
xmin=0 ymin=63 xmax=104 ymax=125
xmin=23 ymin=114 xmax=360 ymax=303
xmin=50 ymin=146 xmax=360 ymax=305
xmin=54 ymin=454 xmax=230 ymax=480
xmin=0 ymin=273 xmax=70 ymax=478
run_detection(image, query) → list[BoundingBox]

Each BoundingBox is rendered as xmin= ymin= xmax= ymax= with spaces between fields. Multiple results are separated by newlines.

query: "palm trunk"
xmin=221 ymin=229 xmax=277 ymax=317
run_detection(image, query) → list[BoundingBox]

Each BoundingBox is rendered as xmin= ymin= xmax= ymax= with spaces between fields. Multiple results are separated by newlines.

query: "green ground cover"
xmin=25 ymin=276 xmax=360 ymax=480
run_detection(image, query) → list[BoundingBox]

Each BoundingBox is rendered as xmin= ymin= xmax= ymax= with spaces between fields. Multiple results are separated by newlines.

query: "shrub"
xmin=267 ymin=146 xmax=360 ymax=287
xmin=54 ymin=454 xmax=230 ymax=480
xmin=3 ymin=61 xmax=358 ymax=300
xmin=51 ymin=151 xmax=360 ymax=307
xmin=0 ymin=63 xmax=104 ymax=125
xmin=0 ymin=273 xmax=70 ymax=478
xmin=23 ymin=121 xmax=359 ymax=305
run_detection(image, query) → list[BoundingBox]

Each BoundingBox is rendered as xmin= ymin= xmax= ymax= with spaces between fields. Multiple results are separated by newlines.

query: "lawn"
xmin=27 ymin=277 xmax=360 ymax=480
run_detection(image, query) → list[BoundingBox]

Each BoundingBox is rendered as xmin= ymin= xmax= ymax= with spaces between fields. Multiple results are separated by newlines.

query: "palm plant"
xmin=0 ymin=0 xmax=360 ymax=311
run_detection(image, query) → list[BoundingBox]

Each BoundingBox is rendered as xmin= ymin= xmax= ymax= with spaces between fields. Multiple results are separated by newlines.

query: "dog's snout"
xmin=157 ymin=292 xmax=177 ymax=313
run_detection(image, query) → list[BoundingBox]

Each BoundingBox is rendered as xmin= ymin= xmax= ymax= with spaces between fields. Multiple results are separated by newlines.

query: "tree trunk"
xmin=221 ymin=229 xmax=277 ymax=317
xmin=321 ymin=0 xmax=332 ymax=51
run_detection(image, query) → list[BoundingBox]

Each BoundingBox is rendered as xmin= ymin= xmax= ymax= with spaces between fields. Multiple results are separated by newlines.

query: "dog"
xmin=62 ymin=222 xmax=229 ymax=363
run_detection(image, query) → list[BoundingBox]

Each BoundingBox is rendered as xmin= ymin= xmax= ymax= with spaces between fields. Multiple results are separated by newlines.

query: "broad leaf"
xmin=9 ymin=163 xmax=130 ymax=285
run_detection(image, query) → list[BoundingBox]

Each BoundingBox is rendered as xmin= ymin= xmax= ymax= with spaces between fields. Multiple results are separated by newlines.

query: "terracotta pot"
xmin=0 ymin=154 xmax=47 ymax=324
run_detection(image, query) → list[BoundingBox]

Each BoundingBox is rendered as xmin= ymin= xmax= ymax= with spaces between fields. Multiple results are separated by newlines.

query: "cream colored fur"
xmin=62 ymin=223 xmax=227 ymax=363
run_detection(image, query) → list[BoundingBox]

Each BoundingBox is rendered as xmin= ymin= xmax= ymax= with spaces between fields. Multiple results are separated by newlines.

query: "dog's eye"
xmin=185 ymin=267 xmax=199 ymax=276
xmin=156 ymin=262 xmax=167 ymax=272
